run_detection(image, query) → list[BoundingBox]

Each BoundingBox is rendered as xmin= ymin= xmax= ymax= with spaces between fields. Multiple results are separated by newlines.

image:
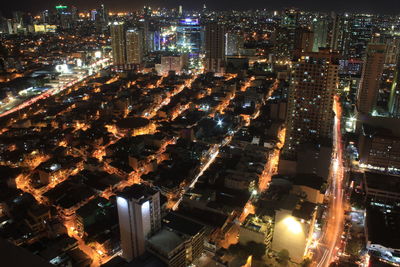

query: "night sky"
xmin=1 ymin=0 xmax=399 ymax=16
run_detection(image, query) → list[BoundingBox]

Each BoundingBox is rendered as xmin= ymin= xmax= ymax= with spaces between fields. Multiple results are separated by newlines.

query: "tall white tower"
xmin=117 ymin=184 xmax=161 ymax=262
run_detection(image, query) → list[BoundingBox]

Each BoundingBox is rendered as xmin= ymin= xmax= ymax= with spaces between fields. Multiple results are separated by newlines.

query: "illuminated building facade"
xmin=274 ymin=8 xmax=299 ymax=61
xmin=271 ymin=195 xmax=317 ymax=263
xmin=160 ymin=55 xmax=186 ymax=75
xmin=389 ymin=61 xmax=400 ymax=117
xmin=117 ymin=184 xmax=161 ymax=262
xmin=225 ymin=32 xmax=244 ymax=56
xmin=312 ymin=17 xmax=329 ymax=52
xmin=111 ymin=22 xmax=126 ymax=66
xmin=359 ymin=125 xmax=400 ymax=173
xmin=205 ymin=23 xmax=226 ymax=73
xmin=126 ymin=29 xmax=143 ymax=65
xmin=357 ymin=43 xmax=385 ymax=115
xmin=283 ymin=49 xmax=339 ymax=159
xmin=55 ymin=5 xmax=73 ymax=29
xmin=336 ymin=14 xmax=373 ymax=59
xmin=176 ymin=18 xmax=203 ymax=56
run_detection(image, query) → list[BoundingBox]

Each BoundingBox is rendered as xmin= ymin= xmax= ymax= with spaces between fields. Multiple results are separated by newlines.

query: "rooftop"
xmin=366 ymin=206 xmax=400 ymax=249
xmin=364 ymin=172 xmax=400 ymax=195
xmin=147 ymin=228 xmax=185 ymax=256
xmin=118 ymin=184 xmax=158 ymax=202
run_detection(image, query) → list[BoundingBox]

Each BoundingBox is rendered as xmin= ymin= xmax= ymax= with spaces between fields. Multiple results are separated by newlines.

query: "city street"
xmin=315 ymin=95 xmax=345 ymax=267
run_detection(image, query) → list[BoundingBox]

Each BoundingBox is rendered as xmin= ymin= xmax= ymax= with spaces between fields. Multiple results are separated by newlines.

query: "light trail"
xmin=316 ymin=95 xmax=345 ymax=267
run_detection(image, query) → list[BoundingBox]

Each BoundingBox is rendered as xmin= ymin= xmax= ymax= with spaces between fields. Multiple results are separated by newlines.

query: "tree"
xmin=346 ymin=238 xmax=363 ymax=257
xmin=277 ymin=249 xmax=290 ymax=266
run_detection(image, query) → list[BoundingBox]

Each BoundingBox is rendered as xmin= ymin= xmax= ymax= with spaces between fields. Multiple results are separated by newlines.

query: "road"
xmin=315 ymin=95 xmax=345 ymax=267
xmin=0 ymin=58 xmax=110 ymax=119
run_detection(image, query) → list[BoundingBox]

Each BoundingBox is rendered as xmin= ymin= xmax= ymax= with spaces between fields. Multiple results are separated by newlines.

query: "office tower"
xmin=99 ymin=4 xmax=108 ymax=23
xmin=225 ymin=32 xmax=244 ymax=56
xmin=71 ymin=6 xmax=78 ymax=22
xmin=359 ymin=125 xmax=400 ymax=171
xmin=275 ymin=8 xmax=300 ymax=61
xmin=55 ymin=5 xmax=72 ymax=29
xmin=111 ymin=22 xmax=126 ymax=66
xmin=160 ymin=55 xmax=185 ymax=75
xmin=283 ymin=49 xmax=339 ymax=159
xmin=142 ymin=6 xmax=152 ymax=55
xmin=336 ymin=14 xmax=373 ymax=59
xmin=117 ymin=184 xmax=161 ymax=262
xmin=294 ymin=27 xmax=314 ymax=54
xmin=126 ymin=29 xmax=143 ymax=65
xmin=178 ymin=5 xmax=183 ymax=16
xmin=372 ymin=34 xmax=400 ymax=65
xmin=176 ymin=18 xmax=203 ymax=57
xmin=329 ymin=12 xmax=340 ymax=50
xmin=281 ymin=8 xmax=299 ymax=28
xmin=389 ymin=61 xmax=400 ymax=117
xmin=41 ymin=10 xmax=50 ymax=24
xmin=90 ymin=10 xmax=97 ymax=21
xmin=357 ymin=43 xmax=385 ymax=115
xmin=205 ymin=23 xmax=226 ymax=73
xmin=312 ymin=17 xmax=329 ymax=52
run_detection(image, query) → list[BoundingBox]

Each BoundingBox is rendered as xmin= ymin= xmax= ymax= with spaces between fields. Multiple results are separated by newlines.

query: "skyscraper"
xmin=117 ymin=184 xmax=161 ymax=262
xmin=111 ymin=22 xmax=126 ymax=66
xmin=389 ymin=61 xmax=400 ymax=117
xmin=205 ymin=23 xmax=226 ymax=73
xmin=225 ymin=32 xmax=244 ymax=56
xmin=357 ymin=43 xmax=385 ymax=115
xmin=176 ymin=18 xmax=203 ymax=57
xmin=274 ymin=8 xmax=299 ymax=61
xmin=294 ymin=27 xmax=314 ymax=54
xmin=283 ymin=49 xmax=339 ymax=159
xmin=126 ymin=29 xmax=143 ymax=65
xmin=312 ymin=17 xmax=329 ymax=52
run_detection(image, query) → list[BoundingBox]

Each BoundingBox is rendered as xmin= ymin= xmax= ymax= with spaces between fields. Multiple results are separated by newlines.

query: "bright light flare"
xmin=283 ymin=216 xmax=302 ymax=234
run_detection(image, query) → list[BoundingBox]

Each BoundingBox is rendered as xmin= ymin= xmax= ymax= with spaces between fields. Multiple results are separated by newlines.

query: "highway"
xmin=315 ymin=95 xmax=345 ymax=267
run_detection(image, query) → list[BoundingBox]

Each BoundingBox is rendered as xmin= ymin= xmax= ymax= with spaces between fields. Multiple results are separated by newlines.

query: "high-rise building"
xmin=159 ymin=55 xmax=186 ymax=75
xmin=126 ymin=29 xmax=143 ymax=65
xmin=329 ymin=12 xmax=340 ymax=51
xmin=357 ymin=43 xmax=385 ymax=115
xmin=312 ymin=17 xmax=329 ymax=52
xmin=283 ymin=49 xmax=339 ymax=159
xmin=55 ymin=5 xmax=72 ymax=29
xmin=335 ymin=14 xmax=373 ymax=59
xmin=99 ymin=4 xmax=108 ymax=23
xmin=281 ymin=8 xmax=299 ymax=28
xmin=117 ymin=184 xmax=161 ymax=262
xmin=389 ymin=61 xmax=400 ymax=117
xmin=372 ymin=34 xmax=400 ymax=65
xmin=294 ymin=27 xmax=314 ymax=54
xmin=225 ymin=32 xmax=244 ymax=56
xmin=111 ymin=22 xmax=126 ymax=66
xmin=274 ymin=8 xmax=300 ymax=61
xmin=204 ymin=23 xmax=226 ymax=73
xmin=176 ymin=18 xmax=203 ymax=56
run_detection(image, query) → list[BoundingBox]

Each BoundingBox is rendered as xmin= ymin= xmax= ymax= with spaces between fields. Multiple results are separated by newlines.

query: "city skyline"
xmin=1 ymin=0 xmax=400 ymax=15
xmin=1 ymin=3 xmax=400 ymax=267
